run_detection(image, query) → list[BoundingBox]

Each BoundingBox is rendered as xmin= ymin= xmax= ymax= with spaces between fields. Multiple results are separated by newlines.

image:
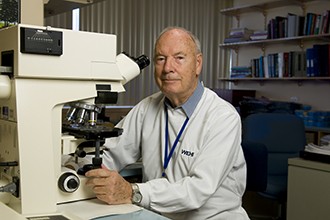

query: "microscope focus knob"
xmin=58 ymin=172 xmax=80 ymax=193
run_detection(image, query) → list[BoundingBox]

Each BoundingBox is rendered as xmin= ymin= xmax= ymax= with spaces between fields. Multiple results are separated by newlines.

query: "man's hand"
xmin=85 ymin=166 xmax=132 ymax=205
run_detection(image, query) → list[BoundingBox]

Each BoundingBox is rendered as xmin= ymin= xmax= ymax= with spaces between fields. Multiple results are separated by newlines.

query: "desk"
xmin=287 ymin=158 xmax=330 ymax=220
xmin=0 ymin=202 xmax=27 ymax=220
xmin=96 ymin=209 xmax=169 ymax=220
xmin=0 ymin=202 xmax=168 ymax=220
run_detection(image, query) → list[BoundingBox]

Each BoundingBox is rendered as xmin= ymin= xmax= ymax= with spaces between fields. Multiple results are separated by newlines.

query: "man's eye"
xmin=176 ymin=56 xmax=184 ymax=60
xmin=156 ymin=57 xmax=165 ymax=63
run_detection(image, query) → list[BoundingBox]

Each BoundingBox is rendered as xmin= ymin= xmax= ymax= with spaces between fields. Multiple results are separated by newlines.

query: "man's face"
xmin=154 ymin=29 xmax=202 ymax=106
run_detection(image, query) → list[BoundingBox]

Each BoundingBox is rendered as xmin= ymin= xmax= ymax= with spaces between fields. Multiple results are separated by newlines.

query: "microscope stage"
xmin=62 ymin=125 xmax=123 ymax=140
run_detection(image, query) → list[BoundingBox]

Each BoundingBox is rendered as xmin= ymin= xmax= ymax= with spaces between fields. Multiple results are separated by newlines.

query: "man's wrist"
xmin=131 ymin=183 xmax=143 ymax=204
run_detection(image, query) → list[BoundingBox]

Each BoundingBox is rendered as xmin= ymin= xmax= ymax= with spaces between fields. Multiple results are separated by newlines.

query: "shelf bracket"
xmin=259 ymin=81 xmax=265 ymax=86
xmin=260 ymin=44 xmax=266 ymax=56
xmin=235 ymin=15 xmax=240 ymax=28
xmin=301 ymin=3 xmax=306 ymax=16
xmin=262 ymin=10 xmax=267 ymax=30
xmin=299 ymin=39 xmax=304 ymax=49
xmin=233 ymin=46 xmax=239 ymax=66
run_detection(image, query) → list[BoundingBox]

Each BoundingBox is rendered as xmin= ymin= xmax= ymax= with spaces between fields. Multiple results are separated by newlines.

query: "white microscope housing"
xmin=0 ymin=24 xmax=149 ymax=217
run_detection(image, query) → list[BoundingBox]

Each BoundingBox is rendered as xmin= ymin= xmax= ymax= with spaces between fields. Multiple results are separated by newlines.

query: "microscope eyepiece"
xmin=135 ymin=55 xmax=150 ymax=70
xmin=121 ymin=52 xmax=150 ymax=71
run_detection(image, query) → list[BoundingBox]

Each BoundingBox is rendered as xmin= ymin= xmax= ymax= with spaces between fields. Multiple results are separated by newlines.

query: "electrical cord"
xmin=0 ymin=182 xmax=16 ymax=194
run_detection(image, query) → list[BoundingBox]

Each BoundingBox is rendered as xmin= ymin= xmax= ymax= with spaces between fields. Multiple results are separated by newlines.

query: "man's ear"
xmin=196 ymin=53 xmax=203 ymax=76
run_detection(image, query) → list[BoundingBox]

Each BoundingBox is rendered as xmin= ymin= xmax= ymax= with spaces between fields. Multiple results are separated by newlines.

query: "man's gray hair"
xmin=155 ymin=26 xmax=202 ymax=54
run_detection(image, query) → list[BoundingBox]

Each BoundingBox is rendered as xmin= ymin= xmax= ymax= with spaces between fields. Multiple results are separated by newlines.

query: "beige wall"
xmin=20 ymin=0 xmax=44 ymax=26
xmin=69 ymin=0 xmax=229 ymax=106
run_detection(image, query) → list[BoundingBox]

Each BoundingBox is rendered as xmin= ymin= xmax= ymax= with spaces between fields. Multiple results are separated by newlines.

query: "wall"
xmin=45 ymin=0 xmax=231 ymax=106
xmin=229 ymin=0 xmax=330 ymax=111
xmin=43 ymin=1 xmax=237 ymax=106
xmin=21 ymin=0 xmax=44 ymax=25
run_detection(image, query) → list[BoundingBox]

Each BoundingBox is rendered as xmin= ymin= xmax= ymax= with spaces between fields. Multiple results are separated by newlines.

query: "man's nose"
xmin=164 ymin=57 xmax=174 ymax=73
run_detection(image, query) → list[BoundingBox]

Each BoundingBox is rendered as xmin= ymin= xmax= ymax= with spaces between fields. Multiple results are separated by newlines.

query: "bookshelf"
xmin=221 ymin=77 xmax=330 ymax=86
xmin=220 ymin=0 xmax=330 ymax=82
xmin=219 ymin=33 xmax=330 ymax=49
xmin=220 ymin=0 xmax=315 ymax=17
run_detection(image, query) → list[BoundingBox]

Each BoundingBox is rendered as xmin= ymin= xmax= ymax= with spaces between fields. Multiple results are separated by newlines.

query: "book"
xmin=283 ymin=52 xmax=290 ymax=77
xmin=306 ymin=48 xmax=315 ymax=77
xmin=298 ymin=15 xmax=305 ymax=36
xmin=314 ymin=14 xmax=322 ymax=35
xmin=304 ymin=12 xmax=317 ymax=35
xmin=329 ymin=44 xmax=330 ymax=76
xmin=287 ymin=13 xmax=297 ymax=37
xmin=292 ymin=51 xmax=306 ymax=77
xmin=273 ymin=53 xmax=279 ymax=77
xmin=224 ymin=37 xmax=250 ymax=43
xmin=277 ymin=52 xmax=285 ymax=78
xmin=229 ymin=27 xmax=254 ymax=37
xmin=250 ymin=30 xmax=268 ymax=40
xmin=321 ymin=10 xmax=330 ymax=34
xmin=312 ymin=44 xmax=321 ymax=76
xmin=276 ymin=16 xmax=287 ymax=38
xmin=259 ymin=56 xmax=264 ymax=78
xmin=268 ymin=53 xmax=275 ymax=77
xmin=224 ymin=27 xmax=254 ymax=43
xmin=263 ymin=55 xmax=270 ymax=78
xmin=230 ymin=66 xmax=252 ymax=78
xmin=313 ymin=44 xmax=329 ymax=76
xmin=268 ymin=16 xmax=287 ymax=39
xmin=310 ymin=13 xmax=318 ymax=35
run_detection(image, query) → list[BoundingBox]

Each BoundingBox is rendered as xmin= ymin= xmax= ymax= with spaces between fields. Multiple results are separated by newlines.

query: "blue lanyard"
xmin=162 ymin=105 xmax=189 ymax=177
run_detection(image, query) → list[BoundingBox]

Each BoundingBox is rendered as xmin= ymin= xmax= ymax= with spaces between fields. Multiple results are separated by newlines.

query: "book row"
xmin=230 ymin=44 xmax=330 ymax=78
xmin=268 ymin=10 xmax=330 ymax=39
xmin=224 ymin=10 xmax=330 ymax=43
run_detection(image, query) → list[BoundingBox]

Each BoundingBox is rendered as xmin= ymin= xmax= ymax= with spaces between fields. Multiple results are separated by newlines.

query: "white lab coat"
xmin=102 ymin=87 xmax=249 ymax=220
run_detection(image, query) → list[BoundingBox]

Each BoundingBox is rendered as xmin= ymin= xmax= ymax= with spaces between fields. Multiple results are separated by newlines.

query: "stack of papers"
xmin=305 ymin=143 xmax=330 ymax=156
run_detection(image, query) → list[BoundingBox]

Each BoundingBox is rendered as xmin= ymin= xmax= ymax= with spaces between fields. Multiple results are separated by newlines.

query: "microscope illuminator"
xmin=20 ymin=27 xmax=63 ymax=56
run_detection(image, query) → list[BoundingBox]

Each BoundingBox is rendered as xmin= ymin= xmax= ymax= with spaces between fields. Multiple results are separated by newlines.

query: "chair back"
xmin=242 ymin=113 xmax=306 ymax=176
xmin=241 ymin=141 xmax=268 ymax=191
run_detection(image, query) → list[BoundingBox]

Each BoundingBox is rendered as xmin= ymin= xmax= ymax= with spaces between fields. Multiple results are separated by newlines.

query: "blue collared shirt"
xmin=164 ymin=80 xmax=204 ymax=118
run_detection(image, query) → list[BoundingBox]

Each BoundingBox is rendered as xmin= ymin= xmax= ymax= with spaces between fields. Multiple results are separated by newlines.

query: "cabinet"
xmin=287 ymin=158 xmax=330 ymax=220
xmin=219 ymin=0 xmax=330 ymax=82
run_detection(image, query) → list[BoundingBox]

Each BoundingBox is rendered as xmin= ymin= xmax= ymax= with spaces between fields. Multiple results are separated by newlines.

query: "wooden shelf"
xmin=220 ymin=77 xmax=330 ymax=81
xmin=220 ymin=0 xmax=314 ymax=16
xmin=219 ymin=76 xmax=330 ymax=81
xmin=219 ymin=33 xmax=330 ymax=49
xmin=219 ymin=77 xmax=330 ymax=85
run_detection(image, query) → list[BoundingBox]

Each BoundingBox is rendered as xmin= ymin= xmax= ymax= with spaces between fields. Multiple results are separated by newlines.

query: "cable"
xmin=0 ymin=182 xmax=16 ymax=194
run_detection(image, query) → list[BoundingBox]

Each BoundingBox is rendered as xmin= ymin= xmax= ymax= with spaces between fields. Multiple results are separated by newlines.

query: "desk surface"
xmin=0 ymin=203 xmax=169 ymax=220
xmin=0 ymin=203 xmax=27 ymax=220
xmin=95 ymin=209 xmax=169 ymax=220
xmin=288 ymin=157 xmax=330 ymax=172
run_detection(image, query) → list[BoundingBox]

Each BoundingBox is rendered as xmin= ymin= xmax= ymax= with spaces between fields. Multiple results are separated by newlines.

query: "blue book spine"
xmin=306 ymin=48 xmax=314 ymax=77
xmin=259 ymin=56 xmax=264 ymax=78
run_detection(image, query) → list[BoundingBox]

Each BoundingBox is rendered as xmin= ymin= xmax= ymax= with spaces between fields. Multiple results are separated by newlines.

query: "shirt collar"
xmin=164 ymin=81 xmax=204 ymax=118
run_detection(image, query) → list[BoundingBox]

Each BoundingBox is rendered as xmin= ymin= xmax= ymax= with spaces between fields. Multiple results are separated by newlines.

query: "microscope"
xmin=0 ymin=24 xmax=149 ymax=218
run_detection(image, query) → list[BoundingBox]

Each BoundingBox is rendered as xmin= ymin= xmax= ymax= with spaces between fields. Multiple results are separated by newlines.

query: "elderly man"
xmin=86 ymin=27 xmax=249 ymax=220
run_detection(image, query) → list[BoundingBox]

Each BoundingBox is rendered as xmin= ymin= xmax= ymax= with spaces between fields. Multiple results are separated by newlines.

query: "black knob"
xmin=67 ymin=178 xmax=79 ymax=189
xmin=58 ymin=172 xmax=80 ymax=193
